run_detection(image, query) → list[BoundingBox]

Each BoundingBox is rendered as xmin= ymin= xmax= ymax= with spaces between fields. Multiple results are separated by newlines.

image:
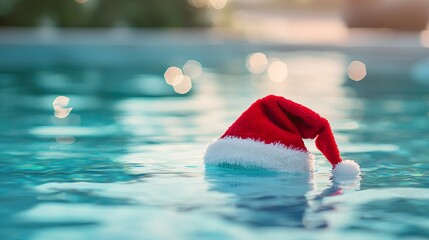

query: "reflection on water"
xmin=205 ymin=168 xmax=319 ymax=228
xmin=0 ymin=51 xmax=429 ymax=239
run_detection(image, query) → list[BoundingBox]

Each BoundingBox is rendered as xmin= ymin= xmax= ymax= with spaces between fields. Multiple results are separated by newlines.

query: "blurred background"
xmin=1 ymin=0 xmax=429 ymax=96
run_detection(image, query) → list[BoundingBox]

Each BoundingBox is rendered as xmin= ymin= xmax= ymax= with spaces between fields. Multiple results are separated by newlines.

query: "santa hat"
xmin=204 ymin=95 xmax=360 ymax=178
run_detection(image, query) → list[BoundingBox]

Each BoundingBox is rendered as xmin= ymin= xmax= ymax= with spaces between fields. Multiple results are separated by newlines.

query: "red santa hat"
xmin=204 ymin=95 xmax=360 ymax=178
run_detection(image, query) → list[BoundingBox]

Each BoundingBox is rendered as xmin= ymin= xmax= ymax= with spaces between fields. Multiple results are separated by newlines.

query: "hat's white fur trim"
xmin=204 ymin=137 xmax=315 ymax=173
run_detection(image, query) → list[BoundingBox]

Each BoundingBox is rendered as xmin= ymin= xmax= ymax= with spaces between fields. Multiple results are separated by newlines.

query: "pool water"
xmin=1 ymin=51 xmax=429 ymax=240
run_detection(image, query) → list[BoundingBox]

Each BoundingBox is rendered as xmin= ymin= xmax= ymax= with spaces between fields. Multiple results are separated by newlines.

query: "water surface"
xmin=1 ymin=50 xmax=429 ymax=240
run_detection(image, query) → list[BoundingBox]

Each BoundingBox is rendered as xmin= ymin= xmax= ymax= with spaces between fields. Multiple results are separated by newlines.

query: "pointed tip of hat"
xmin=332 ymin=160 xmax=361 ymax=180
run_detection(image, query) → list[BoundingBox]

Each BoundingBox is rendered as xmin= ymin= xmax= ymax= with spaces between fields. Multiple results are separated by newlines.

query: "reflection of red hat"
xmin=204 ymin=95 xmax=360 ymax=177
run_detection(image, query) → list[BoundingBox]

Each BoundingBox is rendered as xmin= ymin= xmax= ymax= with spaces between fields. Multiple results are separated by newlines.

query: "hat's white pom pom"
xmin=332 ymin=160 xmax=361 ymax=180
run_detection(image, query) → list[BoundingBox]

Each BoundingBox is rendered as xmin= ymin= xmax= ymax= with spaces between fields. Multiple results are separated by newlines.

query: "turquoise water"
xmin=1 ymin=51 xmax=429 ymax=240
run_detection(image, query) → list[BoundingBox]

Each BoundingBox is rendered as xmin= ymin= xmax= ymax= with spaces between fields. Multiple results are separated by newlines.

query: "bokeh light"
xmin=188 ymin=0 xmax=227 ymax=9
xmin=246 ymin=52 xmax=269 ymax=74
xmin=173 ymin=75 xmax=192 ymax=94
xmin=172 ymin=75 xmax=185 ymax=86
xmin=52 ymin=96 xmax=70 ymax=109
xmin=209 ymin=0 xmax=228 ymax=10
xmin=267 ymin=60 xmax=288 ymax=82
xmin=52 ymin=96 xmax=72 ymax=118
xmin=420 ymin=30 xmax=429 ymax=48
xmin=164 ymin=67 xmax=183 ymax=85
xmin=54 ymin=108 xmax=73 ymax=119
xmin=347 ymin=61 xmax=367 ymax=81
xmin=183 ymin=60 xmax=203 ymax=79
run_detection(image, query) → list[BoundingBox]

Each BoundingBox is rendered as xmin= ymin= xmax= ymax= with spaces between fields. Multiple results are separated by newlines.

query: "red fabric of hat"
xmin=204 ymin=95 xmax=360 ymax=178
